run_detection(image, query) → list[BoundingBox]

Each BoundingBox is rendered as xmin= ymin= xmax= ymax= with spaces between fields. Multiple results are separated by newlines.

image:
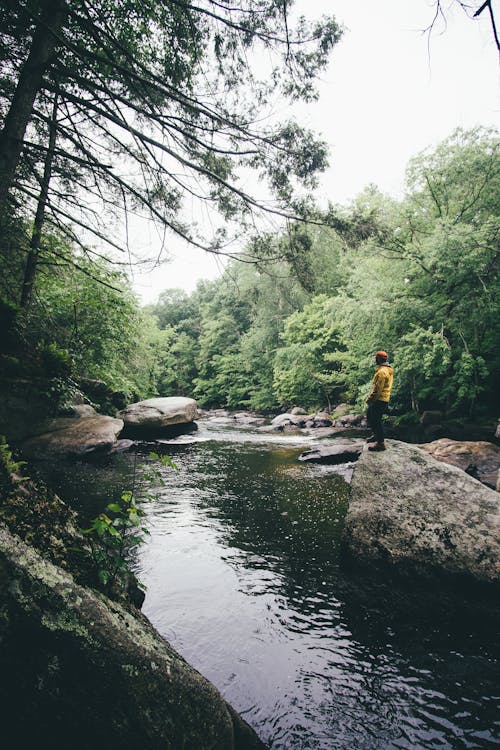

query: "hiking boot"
xmin=368 ymin=442 xmax=386 ymax=451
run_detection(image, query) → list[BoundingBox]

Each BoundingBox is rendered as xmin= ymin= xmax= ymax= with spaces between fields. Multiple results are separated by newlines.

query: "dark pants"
xmin=366 ymin=400 xmax=388 ymax=443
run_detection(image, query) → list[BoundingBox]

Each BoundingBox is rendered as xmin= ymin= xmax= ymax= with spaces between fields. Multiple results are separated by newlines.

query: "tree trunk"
xmin=0 ymin=0 xmax=67 ymax=214
xmin=20 ymin=91 xmax=59 ymax=308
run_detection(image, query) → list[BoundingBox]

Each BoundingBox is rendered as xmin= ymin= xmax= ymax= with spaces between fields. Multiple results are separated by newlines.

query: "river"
xmin=39 ymin=419 xmax=500 ymax=749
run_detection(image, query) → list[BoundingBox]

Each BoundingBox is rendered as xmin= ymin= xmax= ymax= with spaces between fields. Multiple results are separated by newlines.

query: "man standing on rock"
xmin=366 ymin=350 xmax=393 ymax=452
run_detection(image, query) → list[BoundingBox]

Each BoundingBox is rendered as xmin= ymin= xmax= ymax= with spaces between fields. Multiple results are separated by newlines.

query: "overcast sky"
xmin=132 ymin=0 xmax=500 ymax=304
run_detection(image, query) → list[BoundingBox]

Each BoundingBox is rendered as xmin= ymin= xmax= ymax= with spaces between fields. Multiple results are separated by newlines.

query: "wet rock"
xmin=0 ymin=524 xmax=265 ymax=750
xmin=343 ymin=440 xmax=500 ymax=584
xmin=109 ymin=438 xmax=135 ymax=454
xmin=271 ymin=413 xmax=305 ymax=427
xmin=119 ymin=397 xmax=198 ymax=436
xmin=331 ymin=403 xmax=352 ymax=418
xmin=332 ymin=413 xmax=365 ymax=428
xmin=21 ymin=415 xmax=124 ymax=459
xmin=299 ymin=440 xmax=364 ymax=464
xmin=418 ymin=438 xmax=500 ymax=490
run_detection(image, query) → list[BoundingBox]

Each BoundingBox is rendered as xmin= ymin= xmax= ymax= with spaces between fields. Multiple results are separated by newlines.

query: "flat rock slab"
xmin=299 ymin=440 xmax=365 ymax=464
xmin=418 ymin=438 xmax=500 ymax=490
xmin=119 ymin=397 xmax=198 ymax=432
xmin=343 ymin=440 xmax=500 ymax=584
xmin=21 ymin=416 xmax=124 ymax=458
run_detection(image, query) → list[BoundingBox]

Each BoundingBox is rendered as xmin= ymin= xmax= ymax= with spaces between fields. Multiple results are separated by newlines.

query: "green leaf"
xmin=98 ymin=569 xmax=111 ymax=586
xmin=160 ymin=454 xmax=179 ymax=470
xmin=106 ymin=502 xmax=122 ymax=513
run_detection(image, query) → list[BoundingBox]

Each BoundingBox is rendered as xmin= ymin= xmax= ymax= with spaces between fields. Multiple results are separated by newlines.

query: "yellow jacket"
xmin=366 ymin=364 xmax=393 ymax=403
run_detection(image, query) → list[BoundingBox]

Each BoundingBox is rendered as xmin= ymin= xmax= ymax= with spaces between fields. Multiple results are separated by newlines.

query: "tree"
xmin=0 ymin=0 xmax=342 ymax=309
xmin=273 ymin=294 xmax=345 ymax=409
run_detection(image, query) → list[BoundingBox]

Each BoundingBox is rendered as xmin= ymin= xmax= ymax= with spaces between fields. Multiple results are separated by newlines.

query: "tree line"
xmin=147 ymin=127 xmax=500 ymax=419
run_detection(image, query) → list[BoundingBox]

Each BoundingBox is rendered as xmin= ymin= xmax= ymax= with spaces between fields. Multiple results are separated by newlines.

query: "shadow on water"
xmin=33 ymin=426 xmax=500 ymax=750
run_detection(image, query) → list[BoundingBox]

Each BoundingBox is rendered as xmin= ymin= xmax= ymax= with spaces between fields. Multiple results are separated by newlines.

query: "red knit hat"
xmin=376 ymin=350 xmax=388 ymax=359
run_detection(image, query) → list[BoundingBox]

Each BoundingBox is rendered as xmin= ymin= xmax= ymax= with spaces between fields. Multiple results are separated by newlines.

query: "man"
xmin=366 ymin=350 xmax=393 ymax=452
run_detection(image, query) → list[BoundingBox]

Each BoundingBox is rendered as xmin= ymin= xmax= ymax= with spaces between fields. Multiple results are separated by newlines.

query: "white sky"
xmin=131 ymin=0 xmax=500 ymax=304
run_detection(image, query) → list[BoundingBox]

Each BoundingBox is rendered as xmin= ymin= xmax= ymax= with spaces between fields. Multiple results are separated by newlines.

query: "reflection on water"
xmin=36 ymin=421 xmax=500 ymax=750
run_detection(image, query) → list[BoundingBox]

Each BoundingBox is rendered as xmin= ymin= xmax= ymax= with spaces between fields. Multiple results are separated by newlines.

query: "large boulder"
xmin=21 ymin=415 xmax=124 ymax=458
xmin=343 ymin=440 xmax=500 ymax=584
xmin=0 ymin=523 xmax=265 ymax=750
xmin=119 ymin=397 xmax=198 ymax=435
xmin=418 ymin=438 xmax=500 ymax=490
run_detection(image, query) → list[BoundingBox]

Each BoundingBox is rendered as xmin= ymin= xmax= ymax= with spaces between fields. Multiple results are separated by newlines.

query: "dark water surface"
xmin=39 ymin=421 xmax=500 ymax=749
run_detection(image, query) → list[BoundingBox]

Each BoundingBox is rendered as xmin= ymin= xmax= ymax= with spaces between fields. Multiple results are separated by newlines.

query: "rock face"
xmin=299 ymin=440 xmax=364 ymax=464
xmin=0 ymin=523 xmax=265 ymax=750
xmin=21 ymin=415 xmax=124 ymax=458
xmin=418 ymin=438 xmax=500 ymax=490
xmin=343 ymin=440 xmax=500 ymax=584
xmin=119 ymin=397 xmax=198 ymax=435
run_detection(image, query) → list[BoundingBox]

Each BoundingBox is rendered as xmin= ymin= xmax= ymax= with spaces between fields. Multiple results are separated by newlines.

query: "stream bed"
xmin=38 ymin=420 xmax=500 ymax=749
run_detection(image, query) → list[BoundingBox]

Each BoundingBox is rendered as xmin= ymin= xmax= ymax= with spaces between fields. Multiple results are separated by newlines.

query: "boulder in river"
xmin=343 ymin=440 xmax=500 ymax=585
xmin=299 ymin=440 xmax=365 ymax=464
xmin=417 ymin=438 xmax=500 ymax=490
xmin=0 ymin=523 xmax=265 ymax=750
xmin=21 ymin=415 xmax=124 ymax=459
xmin=119 ymin=396 xmax=198 ymax=436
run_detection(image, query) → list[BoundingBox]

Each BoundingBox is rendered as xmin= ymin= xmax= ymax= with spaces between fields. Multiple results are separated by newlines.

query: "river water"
xmin=39 ymin=420 xmax=500 ymax=749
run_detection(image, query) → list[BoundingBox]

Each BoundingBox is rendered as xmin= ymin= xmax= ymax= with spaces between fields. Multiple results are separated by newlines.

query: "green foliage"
xmin=147 ymin=127 xmax=500 ymax=418
xmin=82 ymin=451 xmax=176 ymax=595
xmin=39 ymin=342 xmax=72 ymax=378
xmin=273 ymin=295 xmax=345 ymax=409
xmin=0 ymin=435 xmax=28 ymax=481
xmin=82 ymin=491 xmax=149 ymax=591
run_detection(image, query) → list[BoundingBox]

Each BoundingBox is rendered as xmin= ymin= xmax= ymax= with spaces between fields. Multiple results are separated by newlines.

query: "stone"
xmin=418 ymin=438 xmax=500 ymax=490
xmin=21 ymin=415 xmax=124 ymax=458
xmin=290 ymin=407 xmax=307 ymax=415
xmin=109 ymin=438 xmax=135 ymax=454
xmin=497 ymin=468 xmax=500 ymax=493
xmin=271 ymin=413 xmax=303 ymax=426
xmin=496 ymin=420 xmax=500 ymax=440
xmin=119 ymin=397 xmax=198 ymax=435
xmin=0 ymin=524 xmax=265 ymax=750
xmin=332 ymin=413 xmax=365 ymax=428
xmin=306 ymin=412 xmax=333 ymax=427
xmin=331 ymin=403 xmax=351 ymax=418
xmin=343 ymin=440 xmax=500 ymax=584
xmin=299 ymin=440 xmax=364 ymax=464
